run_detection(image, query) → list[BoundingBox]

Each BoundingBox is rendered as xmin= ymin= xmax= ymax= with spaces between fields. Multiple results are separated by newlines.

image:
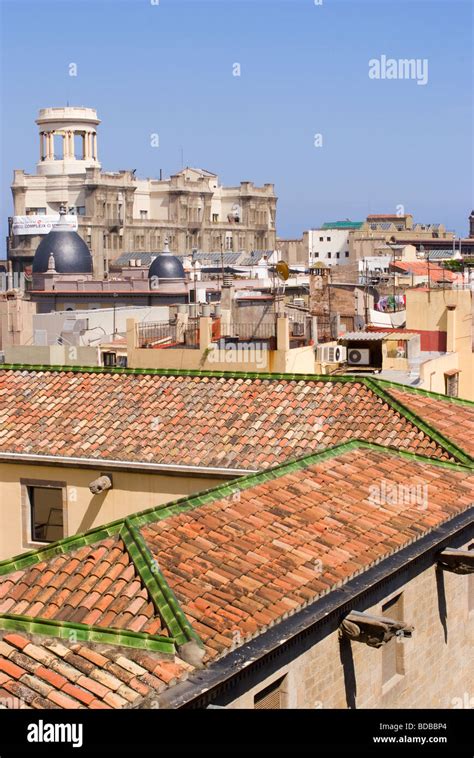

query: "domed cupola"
xmin=148 ymin=239 xmax=185 ymax=281
xmin=32 ymin=206 xmax=93 ymax=274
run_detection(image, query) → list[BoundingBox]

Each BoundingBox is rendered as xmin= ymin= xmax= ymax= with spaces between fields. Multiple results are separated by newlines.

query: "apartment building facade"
xmin=8 ymin=107 xmax=277 ymax=277
xmin=279 ymin=214 xmax=456 ymax=267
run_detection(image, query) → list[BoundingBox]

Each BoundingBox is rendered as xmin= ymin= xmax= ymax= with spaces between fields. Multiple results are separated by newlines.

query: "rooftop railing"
xmin=137 ymin=320 xmax=199 ymax=349
xmin=218 ymin=321 xmax=277 ymax=340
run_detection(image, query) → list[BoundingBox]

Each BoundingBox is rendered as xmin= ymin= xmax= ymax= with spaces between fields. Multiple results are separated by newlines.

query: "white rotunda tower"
xmin=35 ymin=106 xmax=101 ymax=176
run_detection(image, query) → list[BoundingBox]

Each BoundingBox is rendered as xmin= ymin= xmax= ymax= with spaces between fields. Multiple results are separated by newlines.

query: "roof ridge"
xmin=0 ymin=521 xmax=125 ymax=576
xmin=119 ymin=520 xmax=201 ymax=649
xmin=1 ymin=439 xmax=471 ymax=580
xmin=0 ymin=612 xmax=174 ymax=654
xmin=129 ymin=439 xmax=474 ymax=530
xmin=373 ymin=377 xmax=474 ymax=408
xmin=0 ymin=522 xmax=200 ymax=660
xmin=0 ymin=363 xmax=361 ymax=383
xmin=365 ymin=378 xmax=473 ymax=464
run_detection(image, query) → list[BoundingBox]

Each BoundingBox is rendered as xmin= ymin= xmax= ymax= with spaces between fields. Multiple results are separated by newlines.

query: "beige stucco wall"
xmin=418 ymin=353 xmax=459 ymax=394
xmin=225 ymin=547 xmax=473 ymax=709
xmin=406 ymin=289 xmax=474 ymax=400
xmin=3 ymin=345 xmax=100 ymax=366
xmin=272 ymin=346 xmax=315 ymax=374
xmin=128 ymin=343 xmax=315 ymax=374
xmin=0 ymin=462 xmax=227 ymax=560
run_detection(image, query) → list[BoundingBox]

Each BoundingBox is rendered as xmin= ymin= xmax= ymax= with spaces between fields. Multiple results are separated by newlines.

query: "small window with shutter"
xmin=444 ymin=371 xmax=459 ymax=398
xmin=254 ymin=676 xmax=287 ymax=709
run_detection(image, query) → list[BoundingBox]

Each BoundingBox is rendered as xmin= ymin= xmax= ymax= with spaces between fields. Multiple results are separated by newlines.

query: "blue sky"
xmin=0 ymin=0 xmax=472 ymax=247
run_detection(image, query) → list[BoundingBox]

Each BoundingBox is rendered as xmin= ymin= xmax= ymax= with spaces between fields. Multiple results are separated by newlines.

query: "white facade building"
xmin=308 ymin=228 xmax=351 ymax=267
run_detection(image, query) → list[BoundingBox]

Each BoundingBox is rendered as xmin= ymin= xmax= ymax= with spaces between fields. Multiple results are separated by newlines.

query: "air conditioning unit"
xmin=293 ymin=298 xmax=305 ymax=307
xmin=292 ymin=322 xmax=305 ymax=336
xmin=317 ymin=345 xmax=347 ymax=363
xmin=347 ymin=348 xmax=370 ymax=365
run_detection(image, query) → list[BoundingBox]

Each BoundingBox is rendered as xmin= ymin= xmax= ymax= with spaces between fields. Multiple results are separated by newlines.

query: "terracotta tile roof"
xmin=136 ymin=443 xmax=474 ymax=661
xmin=0 ymin=631 xmax=191 ymax=709
xmin=0 ymin=440 xmax=472 ymax=705
xmin=0 ymin=534 xmax=165 ymax=635
xmin=0 ymin=367 xmax=466 ymax=470
xmin=383 ymin=384 xmax=474 ymax=458
xmin=391 ymin=261 xmax=458 ymax=283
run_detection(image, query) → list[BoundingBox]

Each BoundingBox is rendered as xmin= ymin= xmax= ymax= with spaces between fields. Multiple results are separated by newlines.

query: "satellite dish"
xmin=275 ymin=261 xmax=290 ymax=281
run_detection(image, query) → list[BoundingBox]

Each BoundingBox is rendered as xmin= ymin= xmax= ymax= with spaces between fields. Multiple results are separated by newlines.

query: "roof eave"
xmin=0 ymin=451 xmax=257 ymax=478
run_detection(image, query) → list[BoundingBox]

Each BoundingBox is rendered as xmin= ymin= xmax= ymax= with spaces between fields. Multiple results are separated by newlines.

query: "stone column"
xmin=39 ymin=132 xmax=44 ymax=160
xmin=66 ymin=131 xmax=73 ymax=158
xmin=93 ymin=133 xmax=97 ymax=160
xmin=46 ymin=132 xmax=53 ymax=159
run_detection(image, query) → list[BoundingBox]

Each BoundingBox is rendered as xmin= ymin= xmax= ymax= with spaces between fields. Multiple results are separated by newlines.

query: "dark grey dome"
xmin=33 ymin=230 xmax=92 ymax=274
xmin=148 ymin=242 xmax=185 ymax=281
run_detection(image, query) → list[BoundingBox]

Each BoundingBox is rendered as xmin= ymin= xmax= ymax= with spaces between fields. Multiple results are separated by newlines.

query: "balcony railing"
xmin=137 ymin=320 xmax=200 ymax=349
xmin=218 ymin=321 xmax=276 ymax=341
xmin=138 ymin=319 xmax=281 ymax=350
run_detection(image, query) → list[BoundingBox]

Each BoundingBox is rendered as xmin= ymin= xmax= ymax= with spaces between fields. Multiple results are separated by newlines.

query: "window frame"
xmin=444 ymin=371 xmax=459 ymax=398
xmin=21 ymin=478 xmax=68 ymax=549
